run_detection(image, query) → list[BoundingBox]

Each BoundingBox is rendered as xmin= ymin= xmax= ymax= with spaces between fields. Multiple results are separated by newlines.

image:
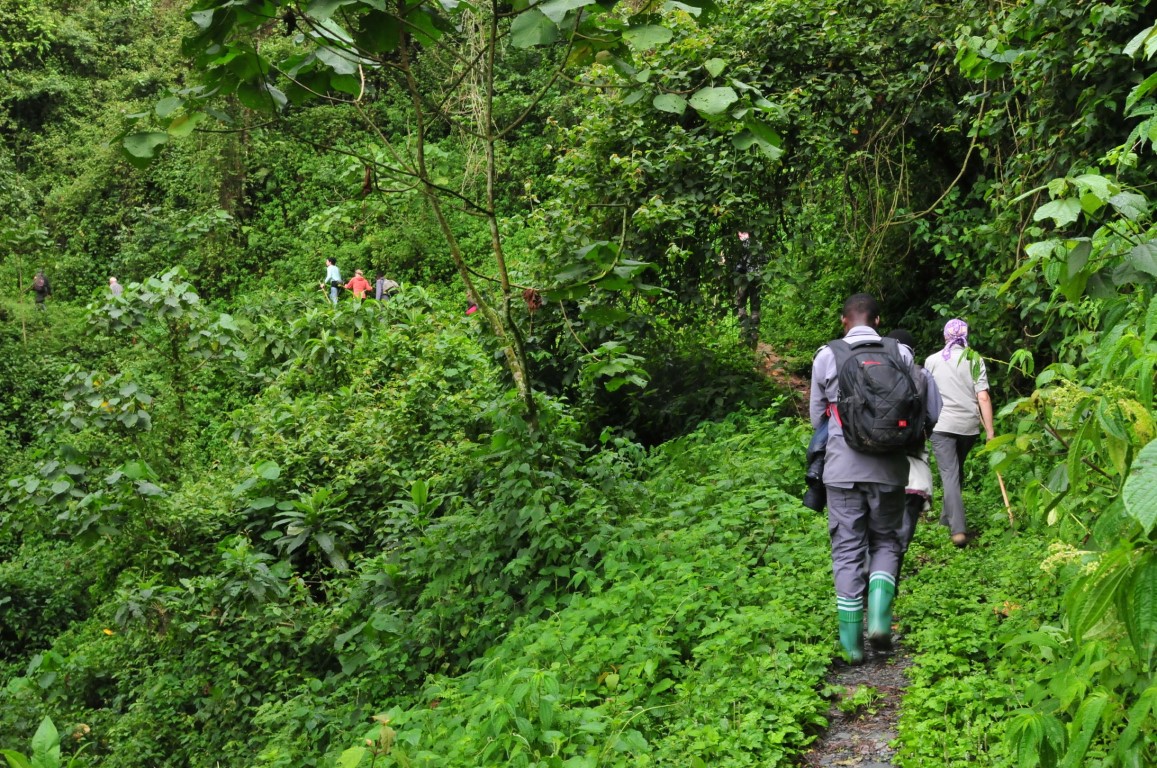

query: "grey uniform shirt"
xmin=809 ymin=325 xmax=916 ymax=489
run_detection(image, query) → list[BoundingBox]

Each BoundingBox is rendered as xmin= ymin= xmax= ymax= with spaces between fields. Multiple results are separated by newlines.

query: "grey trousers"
xmin=827 ymin=484 xmax=905 ymax=601
xmin=930 ymin=432 xmax=978 ymax=535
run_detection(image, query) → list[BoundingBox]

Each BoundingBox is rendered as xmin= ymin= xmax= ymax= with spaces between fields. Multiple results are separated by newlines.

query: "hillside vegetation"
xmin=1 ymin=0 xmax=1156 ymax=765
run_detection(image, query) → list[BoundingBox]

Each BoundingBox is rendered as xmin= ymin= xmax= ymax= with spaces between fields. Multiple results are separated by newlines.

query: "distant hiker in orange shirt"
xmin=345 ymin=269 xmax=372 ymax=299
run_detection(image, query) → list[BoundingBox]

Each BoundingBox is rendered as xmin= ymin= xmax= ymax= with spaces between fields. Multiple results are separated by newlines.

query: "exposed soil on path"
xmin=755 ymin=342 xmax=810 ymax=416
xmin=799 ymin=644 xmax=911 ymax=768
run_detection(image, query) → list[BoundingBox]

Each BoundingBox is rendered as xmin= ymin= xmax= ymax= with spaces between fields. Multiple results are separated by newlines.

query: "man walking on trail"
xmin=924 ymin=318 xmax=996 ymax=547
xmin=320 ymin=257 xmax=342 ymax=305
xmin=29 ymin=269 xmax=51 ymax=310
xmin=810 ymin=294 xmax=922 ymax=664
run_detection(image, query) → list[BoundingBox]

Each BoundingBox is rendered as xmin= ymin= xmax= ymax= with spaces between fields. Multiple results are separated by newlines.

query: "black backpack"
xmin=829 ymin=337 xmax=925 ymax=454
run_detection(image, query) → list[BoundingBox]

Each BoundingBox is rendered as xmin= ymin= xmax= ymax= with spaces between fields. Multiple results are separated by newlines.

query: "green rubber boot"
xmin=837 ymin=596 xmax=864 ymax=665
xmin=867 ymin=572 xmax=897 ymax=652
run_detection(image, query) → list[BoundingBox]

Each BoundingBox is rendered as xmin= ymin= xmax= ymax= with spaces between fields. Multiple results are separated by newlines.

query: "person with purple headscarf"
xmin=923 ymin=318 xmax=996 ymax=546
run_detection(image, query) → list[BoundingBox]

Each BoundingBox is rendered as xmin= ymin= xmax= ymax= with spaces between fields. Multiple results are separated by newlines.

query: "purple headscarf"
xmin=941 ymin=318 xmax=969 ymax=360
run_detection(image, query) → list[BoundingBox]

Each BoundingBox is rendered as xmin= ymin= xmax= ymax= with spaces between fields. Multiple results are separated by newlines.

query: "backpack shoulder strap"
xmin=877 ymin=336 xmax=901 ymax=360
xmin=827 ymin=338 xmax=852 ymax=371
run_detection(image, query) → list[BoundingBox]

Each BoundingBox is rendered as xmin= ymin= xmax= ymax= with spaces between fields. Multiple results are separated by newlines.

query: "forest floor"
xmin=800 ymin=642 xmax=910 ymax=768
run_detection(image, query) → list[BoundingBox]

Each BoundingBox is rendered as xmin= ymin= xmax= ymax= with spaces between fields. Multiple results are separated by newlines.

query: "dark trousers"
xmin=735 ymin=274 xmax=761 ymax=345
xmin=930 ymin=432 xmax=978 ymax=535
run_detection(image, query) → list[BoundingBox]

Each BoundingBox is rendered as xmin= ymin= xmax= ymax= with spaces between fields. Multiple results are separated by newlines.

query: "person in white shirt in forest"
xmin=924 ymin=318 xmax=996 ymax=547
xmin=320 ymin=257 xmax=342 ymax=305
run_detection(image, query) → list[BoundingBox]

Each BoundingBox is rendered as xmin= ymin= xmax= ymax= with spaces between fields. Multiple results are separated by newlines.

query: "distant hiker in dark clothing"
xmin=733 ymin=230 xmax=763 ymax=346
xmin=884 ymin=328 xmax=942 ymax=579
xmin=374 ymin=272 xmax=399 ymax=301
xmin=109 ymin=276 xmax=123 ymax=297
xmin=29 ymin=270 xmax=51 ymax=310
xmin=345 ymin=269 xmax=372 ymax=300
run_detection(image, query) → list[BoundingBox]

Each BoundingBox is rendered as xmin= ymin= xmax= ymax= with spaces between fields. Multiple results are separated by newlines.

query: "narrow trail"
xmin=801 ymin=644 xmax=911 ymax=767
xmin=756 ymin=342 xmax=809 ymax=396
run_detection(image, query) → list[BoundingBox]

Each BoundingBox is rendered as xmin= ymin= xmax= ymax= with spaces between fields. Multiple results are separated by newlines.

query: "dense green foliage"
xmin=2 ymin=0 xmax=1157 ymax=765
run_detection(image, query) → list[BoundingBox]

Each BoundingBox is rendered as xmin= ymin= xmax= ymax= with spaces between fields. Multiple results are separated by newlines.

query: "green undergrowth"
xmin=318 ymin=413 xmax=836 ymax=767
xmin=895 ymin=490 xmax=1062 ymax=767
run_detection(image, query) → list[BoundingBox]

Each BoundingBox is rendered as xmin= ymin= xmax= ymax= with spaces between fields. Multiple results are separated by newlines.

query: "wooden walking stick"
xmin=997 ymin=471 xmax=1013 ymax=525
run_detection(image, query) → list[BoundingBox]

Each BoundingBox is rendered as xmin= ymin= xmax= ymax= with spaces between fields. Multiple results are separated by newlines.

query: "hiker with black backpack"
xmin=28 ymin=269 xmax=51 ymax=311
xmin=809 ymin=294 xmax=928 ymax=664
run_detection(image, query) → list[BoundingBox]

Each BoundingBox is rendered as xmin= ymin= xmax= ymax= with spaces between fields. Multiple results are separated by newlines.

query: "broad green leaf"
xmin=622 ymin=88 xmax=645 ymax=105
xmin=237 ymin=82 xmax=286 ymax=112
xmin=330 ymin=73 xmax=362 ymax=96
xmin=30 ymin=717 xmax=60 ymax=768
xmin=1072 ymin=173 xmax=1117 ymax=203
xmin=337 ymin=745 xmax=367 ymax=768
xmin=688 ymin=86 xmax=737 ymax=115
xmin=122 ymin=132 xmax=169 ymax=167
xmin=1033 ymin=198 xmax=1082 ymax=227
xmin=1127 ymin=70 xmax=1157 ymax=114
xmin=137 ymin=481 xmax=165 ymax=496
xmin=732 ymin=118 xmax=783 ymax=160
xmin=190 ymin=9 xmax=215 ymax=28
xmin=1045 ymin=462 xmax=1069 ymax=494
xmin=1047 ymin=177 xmax=1069 ymax=197
xmin=167 ymin=112 xmax=207 ymax=138
xmin=1124 ymin=25 xmax=1156 ymax=57
xmin=510 ymin=8 xmax=558 ymax=48
xmin=652 ymin=93 xmax=687 ymax=114
xmin=1128 ymin=241 xmax=1157 ymax=278
xmin=1025 ymin=239 xmax=1061 ymax=260
xmin=1146 ymin=294 xmax=1157 ymax=343
xmin=306 ymin=0 xmax=357 ymax=22
xmin=315 ymin=45 xmax=359 ymax=75
xmin=405 ymin=7 xmax=443 ymax=46
xmin=255 ymin=460 xmax=281 ymax=480
xmin=704 ymin=57 xmax=726 ymax=77
xmin=354 ymin=10 xmax=401 ymax=53
xmin=1122 ymin=555 xmax=1157 ymax=669
xmin=1123 ymin=439 xmax=1157 ymax=533
xmin=663 ymin=0 xmax=716 ymax=17
xmin=0 ymin=750 xmax=33 ymax=768
xmin=1108 ymin=191 xmax=1149 ymax=220
xmin=1079 ymin=190 xmax=1105 ymax=215
xmin=537 ymin=0 xmax=597 ymax=24
xmin=623 ymin=24 xmax=672 ymax=50
xmin=1065 ymin=239 xmax=1090 ymax=279
xmin=1059 ymin=692 xmax=1109 ymax=768
xmin=1114 ymin=685 xmax=1157 ymax=760
xmin=1071 ymin=549 xmax=1133 ymax=641
xmin=155 ymin=96 xmax=182 ymax=118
